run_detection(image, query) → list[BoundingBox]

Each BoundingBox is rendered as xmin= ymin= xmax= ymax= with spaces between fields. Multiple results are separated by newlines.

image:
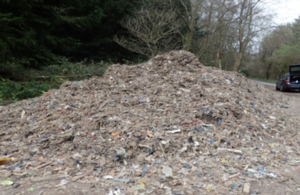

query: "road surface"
xmin=251 ymin=79 xmax=300 ymax=115
xmin=251 ymin=79 xmax=276 ymax=87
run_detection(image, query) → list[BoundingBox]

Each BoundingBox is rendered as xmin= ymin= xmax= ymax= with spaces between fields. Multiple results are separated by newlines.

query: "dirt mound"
xmin=1 ymin=51 xmax=299 ymax=194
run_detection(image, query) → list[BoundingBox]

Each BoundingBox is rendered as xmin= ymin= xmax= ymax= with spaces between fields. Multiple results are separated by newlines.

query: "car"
xmin=276 ymin=64 xmax=300 ymax=92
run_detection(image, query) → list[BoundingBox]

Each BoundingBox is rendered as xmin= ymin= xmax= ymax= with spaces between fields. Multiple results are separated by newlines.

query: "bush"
xmin=0 ymin=78 xmax=52 ymax=103
xmin=40 ymin=61 xmax=109 ymax=78
xmin=0 ymin=59 xmax=142 ymax=106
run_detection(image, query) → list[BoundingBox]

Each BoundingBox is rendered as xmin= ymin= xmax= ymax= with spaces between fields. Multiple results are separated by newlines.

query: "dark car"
xmin=276 ymin=64 xmax=300 ymax=92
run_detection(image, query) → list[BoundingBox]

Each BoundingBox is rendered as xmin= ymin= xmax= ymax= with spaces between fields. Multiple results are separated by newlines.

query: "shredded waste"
xmin=0 ymin=51 xmax=299 ymax=194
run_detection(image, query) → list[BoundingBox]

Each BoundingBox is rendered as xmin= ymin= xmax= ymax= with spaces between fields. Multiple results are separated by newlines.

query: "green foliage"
xmin=0 ymin=78 xmax=52 ymax=102
xmin=269 ymin=44 xmax=300 ymax=74
xmin=0 ymin=59 xmax=115 ymax=105
xmin=0 ymin=0 xmax=81 ymax=67
xmin=63 ymin=0 xmax=135 ymax=61
xmin=0 ymin=0 xmax=140 ymax=68
xmin=38 ymin=61 xmax=111 ymax=78
xmin=0 ymin=62 xmax=26 ymax=75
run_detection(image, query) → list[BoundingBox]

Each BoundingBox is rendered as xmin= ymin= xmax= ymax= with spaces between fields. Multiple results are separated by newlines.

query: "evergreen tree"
xmin=0 ymin=0 xmax=84 ymax=67
xmin=0 ymin=0 xmax=139 ymax=68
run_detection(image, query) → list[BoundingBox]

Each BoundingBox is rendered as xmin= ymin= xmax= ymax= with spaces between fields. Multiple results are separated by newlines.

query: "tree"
xmin=233 ymin=0 xmax=255 ymax=71
xmin=270 ymin=45 xmax=300 ymax=74
xmin=193 ymin=0 xmax=235 ymax=65
xmin=176 ymin=0 xmax=203 ymax=51
xmin=0 ymin=0 xmax=81 ymax=67
xmin=259 ymin=25 xmax=293 ymax=78
xmin=0 ymin=0 xmax=139 ymax=68
xmin=59 ymin=0 xmax=137 ymax=62
xmin=114 ymin=0 xmax=183 ymax=57
xmin=232 ymin=0 xmax=273 ymax=72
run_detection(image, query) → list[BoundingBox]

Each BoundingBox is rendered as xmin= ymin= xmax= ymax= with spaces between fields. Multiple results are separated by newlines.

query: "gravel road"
xmin=251 ymin=79 xmax=300 ymax=115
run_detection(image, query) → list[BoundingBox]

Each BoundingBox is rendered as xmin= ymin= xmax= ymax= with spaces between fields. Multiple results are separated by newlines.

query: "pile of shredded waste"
xmin=1 ymin=51 xmax=299 ymax=195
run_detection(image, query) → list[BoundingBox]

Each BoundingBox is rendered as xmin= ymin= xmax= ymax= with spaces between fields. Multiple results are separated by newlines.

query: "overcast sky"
xmin=269 ymin=0 xmax=300 ymax=25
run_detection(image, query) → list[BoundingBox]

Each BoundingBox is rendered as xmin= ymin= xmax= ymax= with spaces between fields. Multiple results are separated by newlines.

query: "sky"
xmin=269 ymin=0 xmax=300 ymax=25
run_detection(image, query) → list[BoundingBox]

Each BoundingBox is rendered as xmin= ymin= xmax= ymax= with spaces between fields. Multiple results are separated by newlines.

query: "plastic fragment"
xmin=280 ymin=105 xmax=289 ymax=108
xmin=182 ymin=164 xmax=192 ymax=169
xmin=111 ymin=132 xmax=121 ymax=138
xmin=182 ymin=121 xmax=202 ymax=128
xmin=142 ymin=166 xmax=150 ymax=177
xmin=103 ymin=175 xmax=114 ymax=179
xmin=218 ymin=148 xmax=243 ymax=154
xmin=147 ymin=131 xmax=154 ymax=137
xmin=219 ymin=158 xmax=226 ymax=163
xmin=261 ymin=124 xmax=267 ymax=129
xmin=114 ymin=147 xmax=126 ymax=155
xmin=138 ymin=96 xmax=144 ymax=102
xmin=0 ymin=158 xmax=12 ymax=165
xmin=259 ymin=169 xmax=265 ymax=174
xmin=162 ymin=166 xmax=173 ymax=177
xmin=27 ymin=186 xmax=35 ymax=191
xmin=108 ymin=189 xmax=124 ymax=195
xmin=132 ymin=185 xmax=145 ymax=190
xmin=114 ymin=179 xmax=130 ymax=183
xmin=96 ymin=168 xmax=102 ymax=173
xmin=243 ymin=183 xmax=250 ymax=194
xmin=7 ymin=162 xmax=22 ymax=170
xmin=266 ymin=172 xmax=277 ymax=178
xmin=1 ymin=178 xmax=13 ymax=186
xmin=167 ymin=129 xmax=181 ymax=133
xmin=232 ymin=185 xmax=238 ymax=189
xmin=206 ymin=185 xmax=213 ymax=192
xmin=218 ymin=119 xmax=222 ymax=124
xmin=56 ymin=179 xmax=69 ymax=186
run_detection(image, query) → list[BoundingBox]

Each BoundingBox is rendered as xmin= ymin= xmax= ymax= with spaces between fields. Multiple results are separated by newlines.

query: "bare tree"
xmin=232 ymin=0 xmax=273 ymax=71
xmin=176 ymin=0 xmax=203 ymax=51
xmin=114 ymin=1 xmax=183 ymax=57
xmin=195 ymin=0 xmax=234 ymax=61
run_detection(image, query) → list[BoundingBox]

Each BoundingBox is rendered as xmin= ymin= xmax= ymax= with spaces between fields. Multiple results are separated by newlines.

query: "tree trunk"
xmin=216 ymin=47 xmax=222 ymax=69
xmin=183 ymin=29 xmax=193 ymax=51
xmin=265 ymin=63 xmax=272 ymax=79
xmin=233 ymin=52 xmax=243 ymax=71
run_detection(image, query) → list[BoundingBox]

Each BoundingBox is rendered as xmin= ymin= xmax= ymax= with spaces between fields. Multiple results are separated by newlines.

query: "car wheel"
xmin=280 ymin=85 xmax=285 ymax=92
xmin=276 ymin=84 xmax=279 ymax=91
